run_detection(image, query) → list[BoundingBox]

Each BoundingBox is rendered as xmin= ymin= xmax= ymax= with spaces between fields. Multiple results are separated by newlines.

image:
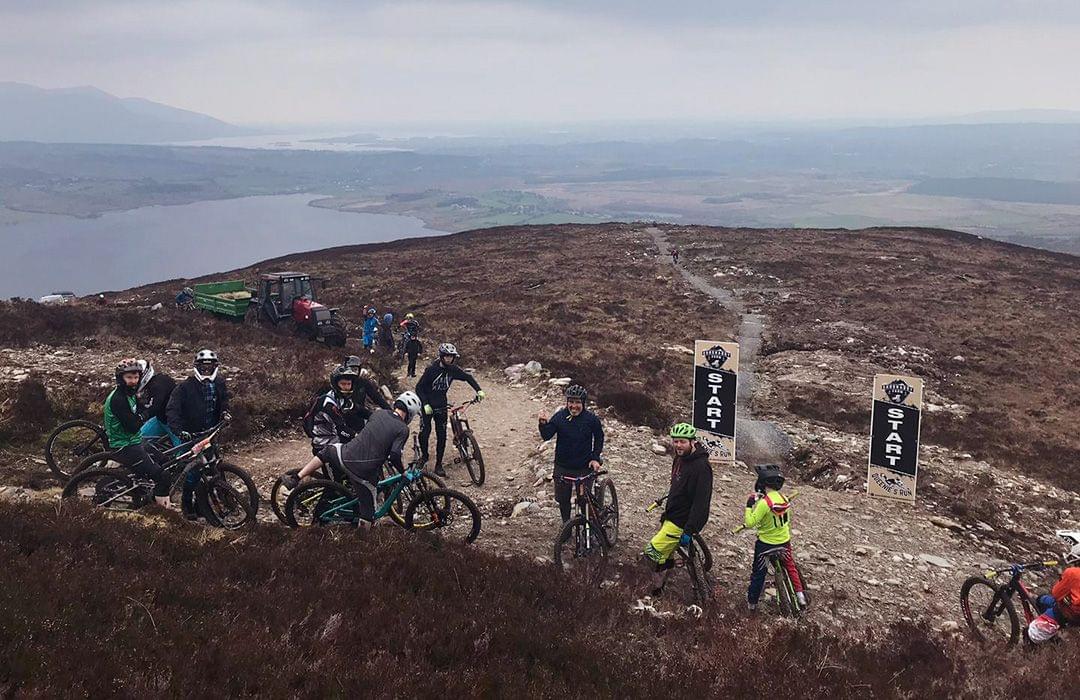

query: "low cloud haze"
xmin=2 ymin=0 xmax=1079 ymax=126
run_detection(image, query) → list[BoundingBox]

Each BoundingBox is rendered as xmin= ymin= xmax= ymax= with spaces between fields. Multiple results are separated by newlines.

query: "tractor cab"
xmin=249 ymin=272 xmax=347 ymax=346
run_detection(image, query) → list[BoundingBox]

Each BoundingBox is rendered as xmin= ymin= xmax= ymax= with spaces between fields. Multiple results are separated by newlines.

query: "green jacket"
xmin=104 ymin=387 xmax=143 ymax=449
xmin=744 ymin=489 xmax=792 ymax=545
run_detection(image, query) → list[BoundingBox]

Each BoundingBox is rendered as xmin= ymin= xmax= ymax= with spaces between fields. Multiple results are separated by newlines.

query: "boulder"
xmin=929 ymin=516 xmax=964 ymax=532
xmin=650 ymin=442 xmax=668 ymax=455
xmin=523 ymin=361 xmax=543 ymax=376
xmin=511 ymin=501 xmax=534 ymax=518
xmin=918 ymin=554 xmax=955 ymax=569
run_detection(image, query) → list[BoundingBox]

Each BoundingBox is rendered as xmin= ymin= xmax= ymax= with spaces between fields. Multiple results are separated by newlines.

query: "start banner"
xmin=692 ymin=340 xmax=738 ymax=465
xmin=866 ymin=373 xmax=924 ymax=502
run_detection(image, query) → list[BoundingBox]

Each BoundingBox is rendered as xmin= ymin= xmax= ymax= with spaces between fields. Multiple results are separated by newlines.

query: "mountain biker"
xmin=342 ymin=355 xmax=392 ymax=430
xmin=284 ymin=392 xmax=422 ymax=524
xmin=105 ymin=359 xmax=170 ymax=508
xmin=400 ymin=313 xmax=422 ymax=377
xmin=137 ymin=359 xmax=179 ymax=447
xmin=309 ymin=364 xmax=361 ymax=455
xmin=538 ymin=384 xmax=605 ymax=523
xmin=745 ymin=464 xmax=806 ymax=612
xmin=415 ymin=343 xmax=484 ymax=476
xmin=643 ymin=422 xmax=712 ymax=595
xmin=362 ymin=307 xmax=379 ymax=354
xmin=1028 ymin=549 xmax=1080 ymax=643
xmin=166 ymin=349 xmax=230 ymax=517
xmin=671 ymin=248 xmax=679 ymax=264
xmin=379 ymin=312 xmax=395 ymax=352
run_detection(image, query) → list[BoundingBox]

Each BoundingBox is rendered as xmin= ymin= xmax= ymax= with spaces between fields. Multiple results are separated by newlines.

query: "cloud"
xmin=1 ymin=1 xmax=1078 ymax=125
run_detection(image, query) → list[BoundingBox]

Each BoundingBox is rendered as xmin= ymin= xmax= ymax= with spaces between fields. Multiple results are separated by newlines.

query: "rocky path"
xmin=645 ymin=226 xmax=791 ymax=466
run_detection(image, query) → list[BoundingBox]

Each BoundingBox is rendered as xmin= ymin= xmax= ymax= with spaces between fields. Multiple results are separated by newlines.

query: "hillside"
xmin=0 ymin=82 xmax=246 ymax=144
xmin=1 ymin=222 xmax=1079 ymax=695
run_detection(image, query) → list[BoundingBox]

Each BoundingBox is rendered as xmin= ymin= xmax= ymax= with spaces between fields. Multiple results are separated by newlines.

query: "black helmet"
xmin=344 ymin=355 xmax=362 ymax=371
xmin=755 ymin=464 xmax=785 ymax=491
xmin=330 ymin=364 xmax=359 ymax=397
xmin=564 ymin=384 xmax=588 ymax=402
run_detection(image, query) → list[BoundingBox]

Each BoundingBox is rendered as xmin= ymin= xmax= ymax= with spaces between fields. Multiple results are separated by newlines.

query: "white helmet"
xmin=394 ymin=391 xmax=422 ymax=423
xmin=438 ymin=342 xmax=460 ymax=358
xmin=137 ymin=359 xmax=155 ymax=392
xmin=1066 ymin=543 xmax=1080 ymax=566
xmin=194 ymin=349 xmax=219 ymax=382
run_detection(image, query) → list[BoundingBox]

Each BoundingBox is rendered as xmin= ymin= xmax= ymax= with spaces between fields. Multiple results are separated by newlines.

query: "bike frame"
xmin=986 ymin=564 xmax=1051 ymax=625
xmin=300 ymin=467 xmax=427 ymax=523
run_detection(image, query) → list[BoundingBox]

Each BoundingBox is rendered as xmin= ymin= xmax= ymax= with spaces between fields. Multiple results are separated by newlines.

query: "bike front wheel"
xmin=459 ymin=432 xmax=485 ymax=486
xmin=404 ymin=488 xmax=482 ymax=544
xmin=270 ymin=469 xmax=300 ymax=524
xmin=45 ymin=420 xmax=108 ymax=480
xmin=960 ymin=576 xmax=1021 ymax=646
xmin=388 ymin=471 xmax=446 ymax=529
xmin=553 ymin=516 xmax=610 ymax=582
xmin=685 ymin=539 xmax=715 ymax=605
xmin=198 ymin=463 xmax=259 ymax=529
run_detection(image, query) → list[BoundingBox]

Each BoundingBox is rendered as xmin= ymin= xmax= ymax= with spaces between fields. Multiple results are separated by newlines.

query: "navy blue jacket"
xmin=538 ymin=408 xmax=604 ymax=471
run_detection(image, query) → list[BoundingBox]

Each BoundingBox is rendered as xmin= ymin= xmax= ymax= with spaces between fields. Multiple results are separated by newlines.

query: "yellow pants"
xmin=643 ymin=520 xmax=684 ymax=565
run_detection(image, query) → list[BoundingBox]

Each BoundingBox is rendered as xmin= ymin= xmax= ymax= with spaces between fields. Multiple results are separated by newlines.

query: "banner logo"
xmin=883 ymin=379 xmax=914 ymax=404
xmin=702 ymin=345 xmax=731 ymax=370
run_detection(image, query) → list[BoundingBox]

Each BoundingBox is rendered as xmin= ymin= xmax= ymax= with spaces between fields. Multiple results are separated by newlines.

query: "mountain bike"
xmin=553 ymin=470 xmax=619 ymax=579
xmin=448 ymin=398 xmax=485 ymax=486
xmin=272 ymin=434 xmax=445 ymax=527
xmin=645 ymin=496 xmax=714 ymax=604
xmin=283 ymin=465 xmax=481 ymax=543
xmin=62 ymin=423 xmax=259 ymax=529
xmin=45 ymin=419 xmax=109 ymax=479
xmin=960 ymin=560 xmax=1059 ymax=647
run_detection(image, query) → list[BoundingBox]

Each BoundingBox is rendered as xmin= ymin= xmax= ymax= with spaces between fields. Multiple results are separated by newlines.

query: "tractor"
xmin=244 ymin=272 xmax=347 ymax=346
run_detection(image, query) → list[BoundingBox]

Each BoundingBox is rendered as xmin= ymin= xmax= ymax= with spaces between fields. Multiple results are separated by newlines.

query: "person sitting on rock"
xmin=538 ymin=384 xmax=604 ymax=523
xmin=1028 ymin=553 xmax=1080 ymax=644
xmin=643 ymin=422 xmax=712 ymax=596
xmin=745 ymin=465 xmax=806 ymax=612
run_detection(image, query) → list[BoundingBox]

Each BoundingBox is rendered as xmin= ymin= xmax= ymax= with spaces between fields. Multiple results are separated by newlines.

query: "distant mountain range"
xmin=0 ymin=82 xmax=248 ymax=144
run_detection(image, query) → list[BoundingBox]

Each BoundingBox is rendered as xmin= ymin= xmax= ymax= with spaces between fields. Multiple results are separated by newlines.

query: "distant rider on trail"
xmin=105 ymin=359 xmax=171 ymax=508
xmin=363 ymin=307 xmax=379 ymax=354
xmin=415 ymin=343 xmax=484 ymax=476
xmin=400 ymin=313 xmax=422 ymax=377
xmin=538 ymin=384 xmax=605 ymax=523
xmin=643 ymin=422 xmax=712 ymax=596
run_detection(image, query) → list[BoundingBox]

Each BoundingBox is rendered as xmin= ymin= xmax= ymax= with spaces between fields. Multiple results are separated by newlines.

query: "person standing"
xmin=538 ymin=384 xmax=605 ymax=523
xmin=400 ymin=313 xmax=422 ymax=377
xmin=415 ymin=343 xmax=484 ymax=476
xmin=379 ymin=312 xmax=395 ymax=352
xmin=166 ymin=349 xmax=230 ymax=517
xmin=362 ymin=307 xmax=379 ymax=354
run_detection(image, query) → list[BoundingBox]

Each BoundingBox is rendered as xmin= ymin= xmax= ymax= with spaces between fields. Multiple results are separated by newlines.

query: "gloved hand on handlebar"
xmin=424 ymin=404 xmax=433 ymax=416
xmin=679 ymin=533 xmax=692 ymax=547
xmin=746 ymin=493 xmax=759 ymax=509
xmin=222 ymin=411 xmax=232 ymax=423
xmin=180 ymin=431 xmax=193 ymax=442
xmin=475 ymin=390 xmax=486 ymax=402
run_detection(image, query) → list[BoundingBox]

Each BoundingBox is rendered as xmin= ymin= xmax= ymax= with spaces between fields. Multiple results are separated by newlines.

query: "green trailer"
xmin=193 ymin=280 xmax=253 ymax=319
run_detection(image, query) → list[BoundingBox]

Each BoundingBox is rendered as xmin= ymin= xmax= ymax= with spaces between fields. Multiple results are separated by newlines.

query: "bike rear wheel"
xmin=460 ymin=432 xmax=485 ymax=486
xmin=284 ymin=479 xmax=360 ymax=528
xmin=45 ymin=420 xmax=108 ymax=480
xmin=960 ymin=576 xmax=1021 ymax=646
xmin=553 ymin=516 xmax=610 ymax=582
xmin=773 ymin=559 xmax=797 ymax=617
xmin=404 ymin=488 xmax=482 ymax=544
xmin=62 ymin=467 xmax=151 ymax=512
xmin=596 ymin=478 xmax=619 ymax=546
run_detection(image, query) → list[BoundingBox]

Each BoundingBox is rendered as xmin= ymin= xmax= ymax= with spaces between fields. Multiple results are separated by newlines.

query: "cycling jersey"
xmin=744 ymin=489 xmax=791 ymax=545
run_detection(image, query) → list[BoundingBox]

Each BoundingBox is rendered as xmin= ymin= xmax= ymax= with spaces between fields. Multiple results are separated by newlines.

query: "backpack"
xmin=302 ymin=392 xmax=327 ymax=438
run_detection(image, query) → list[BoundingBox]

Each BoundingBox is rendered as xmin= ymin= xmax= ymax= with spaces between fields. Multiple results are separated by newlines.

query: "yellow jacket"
xmin=744 ymin=489 xmax=791 ymax=545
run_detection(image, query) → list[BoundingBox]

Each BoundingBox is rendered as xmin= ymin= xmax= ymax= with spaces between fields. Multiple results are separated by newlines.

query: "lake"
xmin=0 ymin=194 xmax=439 ymax=298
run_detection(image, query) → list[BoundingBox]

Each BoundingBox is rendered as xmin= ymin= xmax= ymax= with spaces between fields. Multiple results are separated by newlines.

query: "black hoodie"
xmin=661 ymin=443 xmax=713 ymax=533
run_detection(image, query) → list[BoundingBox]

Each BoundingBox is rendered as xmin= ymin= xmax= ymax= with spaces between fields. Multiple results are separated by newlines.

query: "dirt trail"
xmin=646 ymin=226 xmax=792 ymax=466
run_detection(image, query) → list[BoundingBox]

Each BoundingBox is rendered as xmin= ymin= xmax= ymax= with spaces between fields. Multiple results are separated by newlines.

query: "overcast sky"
xmin=2 ymin=0 xmax=1079 ymax=126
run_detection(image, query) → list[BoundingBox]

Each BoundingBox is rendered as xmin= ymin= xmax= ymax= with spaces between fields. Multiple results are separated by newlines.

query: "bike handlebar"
xmin=558 ymin=470 xmax=608 ymax=483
